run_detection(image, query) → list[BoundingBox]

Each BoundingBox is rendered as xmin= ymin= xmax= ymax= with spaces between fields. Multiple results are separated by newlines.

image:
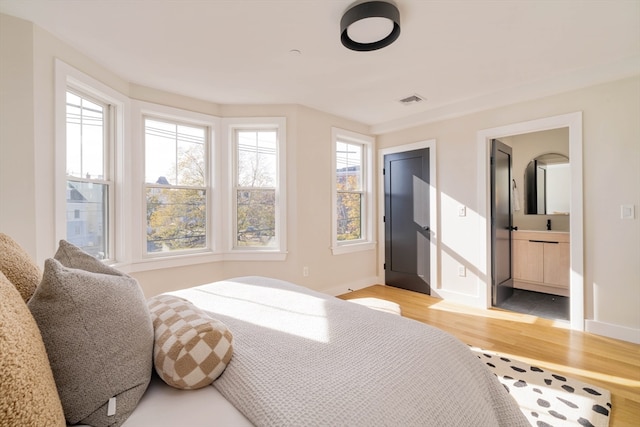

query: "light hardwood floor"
xmin=337 ymin=285 xmax=640 ymax=427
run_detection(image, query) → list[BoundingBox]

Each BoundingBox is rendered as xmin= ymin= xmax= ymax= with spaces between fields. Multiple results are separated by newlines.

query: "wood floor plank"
xmin=338 ymin=285 xmax=640 ymax=427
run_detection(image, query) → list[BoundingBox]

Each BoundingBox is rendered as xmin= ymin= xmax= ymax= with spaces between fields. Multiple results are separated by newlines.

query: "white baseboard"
xmin=322 ymin=276 xmax=381 ymax=297
xmin=585 ymin=320 xmax=640 ymax=344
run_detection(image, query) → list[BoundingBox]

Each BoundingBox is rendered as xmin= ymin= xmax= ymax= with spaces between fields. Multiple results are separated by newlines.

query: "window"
xmin=65 ymin=90 xmax=113 ymax=260
xmin=225 ymin=117 xmax=286 ymax=256
xmin=234 ymin=129 xmax=277 ymax=248
xmin=336 ymin=141 xmax=363 ymax=241
xmin=144 ymin=118 xmax=209 ymax=254
xmin=57 ymin=60 xmax=127 ymax=265
xmin=332 ymin=128 xmax=375 ymax=254
xmin=58 ymin=62 xmax=286 ymax=268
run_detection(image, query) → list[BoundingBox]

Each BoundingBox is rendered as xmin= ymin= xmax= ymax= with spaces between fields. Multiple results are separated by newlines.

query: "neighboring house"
xmin=65 ymin=182 xmax=105 ymax=259
xmin=0 ymin=12 xmax=638 ymax=345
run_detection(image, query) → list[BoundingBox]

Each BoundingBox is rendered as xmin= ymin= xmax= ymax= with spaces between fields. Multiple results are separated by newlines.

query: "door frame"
xmin=477 ymin=112 xmax=584 ymax=331
xmin=378 ymin=139 xmax=438 ymax=293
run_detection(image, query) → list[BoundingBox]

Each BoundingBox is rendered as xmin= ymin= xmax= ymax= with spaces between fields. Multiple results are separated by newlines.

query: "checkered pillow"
xmin=148 ymin=295 xmax=233 ymax=390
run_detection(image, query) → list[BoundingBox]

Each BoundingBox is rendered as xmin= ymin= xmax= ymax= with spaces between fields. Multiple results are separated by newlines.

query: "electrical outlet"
xmin=621 ymin=205 xmax=635 ymax=220
xmin=458 ymin=205 xmax=466 ymax=217
xmin=457 ymin=265 xmax=466 ymax=277
xmin=303 ymin=266 xmax=309 ymax=277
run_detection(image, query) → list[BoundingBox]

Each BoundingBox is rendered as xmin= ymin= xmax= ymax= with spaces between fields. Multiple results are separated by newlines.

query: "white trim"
xmin=377 ymin=139 xmax=438 ymax=291
xmin=131 ymin=100 xmax=220 ymax=262
xmin=585 ymin=320 xmax=640 ymax=344
xmin=476 ymin=112 xmax=584 ymax=331
xmin=331 ymin=241 xmax=376 ymax=255
xmin=221 ymin=117 xmax=287 ymax=258
xmin=54 ymin=59 xmax=130 ymax=264
xmin=331 ymin=127 xmax=375 ymax=255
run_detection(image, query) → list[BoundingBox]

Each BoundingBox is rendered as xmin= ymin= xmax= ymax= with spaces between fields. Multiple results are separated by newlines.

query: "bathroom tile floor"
xmin=497 ymin=289 xmax=570 ymax=321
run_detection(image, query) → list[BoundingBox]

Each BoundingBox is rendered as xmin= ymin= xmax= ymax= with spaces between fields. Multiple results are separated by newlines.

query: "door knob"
xmin=508 ymin=226 xmax=518 ymax=231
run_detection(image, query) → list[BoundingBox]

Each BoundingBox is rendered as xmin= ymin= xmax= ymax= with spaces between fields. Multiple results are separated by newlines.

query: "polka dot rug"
xmin=470 ymin=346 xmax=611 ymax=427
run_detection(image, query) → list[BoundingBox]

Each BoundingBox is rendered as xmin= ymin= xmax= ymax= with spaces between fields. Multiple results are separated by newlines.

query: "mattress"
xmin=121 ymin=374 xmax=252 ymax=427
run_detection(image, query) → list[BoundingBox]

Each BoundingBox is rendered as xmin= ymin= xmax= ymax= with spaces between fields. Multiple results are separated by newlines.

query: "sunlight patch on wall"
xmin=440 ymin=192 xmax=480 ymax=265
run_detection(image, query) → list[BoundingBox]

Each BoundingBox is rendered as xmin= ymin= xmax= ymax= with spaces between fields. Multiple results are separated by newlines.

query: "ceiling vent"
xmin=399 ymin=94 xmax=425 ymax=105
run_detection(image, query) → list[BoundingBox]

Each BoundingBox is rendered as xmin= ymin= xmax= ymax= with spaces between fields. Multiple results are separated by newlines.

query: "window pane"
xmin=66 ymin=180 xmax=108 ymax=259
xmin=146 ymin=188 xmax=206 ymax=252
xmin=145 ymin=119 xmax=205 ymax=186
xmin=337 ymin=192 xmax=362 ymax=241
xmin=336 ymin=142 xmax=361 ymax=191
xmin=237 ymin=189 xmax=275 ymax=247
xmin=66 ymin=92 xmax=104 ymax=179
xmin=177 ymin=125 xmax=206 ymax=186
xmin=237 ymin=130 xmax=276 ymax=187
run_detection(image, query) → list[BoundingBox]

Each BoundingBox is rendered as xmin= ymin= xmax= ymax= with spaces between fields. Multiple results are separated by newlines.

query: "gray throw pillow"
xmin=28 ymin=241 xmax=153 ymax=427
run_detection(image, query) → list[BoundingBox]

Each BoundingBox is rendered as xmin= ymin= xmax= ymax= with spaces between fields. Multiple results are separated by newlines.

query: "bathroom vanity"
xmin=512 ymin=230 xmax=570 ymax=297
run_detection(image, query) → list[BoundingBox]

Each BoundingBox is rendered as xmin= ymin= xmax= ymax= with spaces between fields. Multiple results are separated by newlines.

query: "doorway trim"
xmin=378 ymin=140 xmax=438 ymax=291
xmin=477 ymin=112 xmax=584 ymax=330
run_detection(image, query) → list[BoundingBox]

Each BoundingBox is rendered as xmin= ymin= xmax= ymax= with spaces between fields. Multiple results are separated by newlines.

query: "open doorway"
xmin=492 ymin=130 xmax=571 ymax=321
xmin=477 ymin=112 xmax=584 ymax=331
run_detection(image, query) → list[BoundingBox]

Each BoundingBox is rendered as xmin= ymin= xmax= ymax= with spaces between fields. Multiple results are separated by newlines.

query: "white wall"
xmin=0 ymin=15 xmax=36 ymax=256
xmin=1 ymin=14 xmax=131 ymax=262
xmin=2 ymin=13 xmax=638 ymax=342
xmin=377 ymin=76 xmax=640 ymax=342
xmin=0 ymin=14 xmax=378 ymax=298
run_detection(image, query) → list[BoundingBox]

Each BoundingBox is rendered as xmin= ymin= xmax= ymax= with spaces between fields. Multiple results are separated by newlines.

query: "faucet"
xmin=547 ymin=219 xmax=552 ymax=231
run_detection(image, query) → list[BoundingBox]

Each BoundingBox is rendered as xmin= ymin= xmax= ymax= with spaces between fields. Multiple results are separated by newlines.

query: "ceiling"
xmin=1 ymin=0 xmax=639 ymax=133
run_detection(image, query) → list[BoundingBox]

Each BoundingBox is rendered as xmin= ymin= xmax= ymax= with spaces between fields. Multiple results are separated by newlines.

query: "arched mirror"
xmin=524 ymin=153 xmax=570 ymax=215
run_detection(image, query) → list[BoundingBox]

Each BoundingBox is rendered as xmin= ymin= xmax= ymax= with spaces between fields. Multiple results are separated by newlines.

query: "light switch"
xmin=621 ymin=205 xmax=635 ymax=220
xmin=458 ymin=205 xmax=466 ymax=217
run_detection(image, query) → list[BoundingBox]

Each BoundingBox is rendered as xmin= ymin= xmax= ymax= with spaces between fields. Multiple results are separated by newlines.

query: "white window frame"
xmin=130 ymin=101 xmax=220 ymax=268
xmin=55 ymin=63 xmax=285 ymax=269
xmin=331 ymin=127 xmax=375 ymax=255
xmin=222 ymin=117 xmax=287 ymax=260
xmin=55 ymin=60 xmax=129 ymax=264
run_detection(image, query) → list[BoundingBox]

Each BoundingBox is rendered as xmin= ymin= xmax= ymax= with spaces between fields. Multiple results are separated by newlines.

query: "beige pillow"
xmin=28 ymin=241 xmax=153 ymax=427
xmin=148 ymin=294 xmax=234 ymax=390
xmin=0 ymin=233 xmax=41 ymax=302
xmin=0 ymin=271 xmax=66 ymax=427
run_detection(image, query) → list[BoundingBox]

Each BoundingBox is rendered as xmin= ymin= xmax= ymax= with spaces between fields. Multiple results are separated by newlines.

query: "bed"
xmin=1 ymin=232 xmax=528 ymax=426
xmin=123 ymin=276 xmax=530 ymax=427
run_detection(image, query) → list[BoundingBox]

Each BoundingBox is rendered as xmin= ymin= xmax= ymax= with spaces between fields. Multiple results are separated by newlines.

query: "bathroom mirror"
xmin=524 ymin=153 xmax=570 ymax=215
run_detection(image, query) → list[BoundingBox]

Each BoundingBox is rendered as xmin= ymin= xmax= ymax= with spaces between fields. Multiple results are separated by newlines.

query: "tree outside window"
xmin=336 ymin=141 xmax=363 ymax=241
xmin=235 ymin=130 xmax=277 ymax=248
xmin=144 ymin=118 xmax=208 ymax=253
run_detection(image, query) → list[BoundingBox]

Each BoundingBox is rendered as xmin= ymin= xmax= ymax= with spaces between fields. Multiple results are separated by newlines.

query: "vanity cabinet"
xmin=512 ymin=231 xmax=570 ymax=296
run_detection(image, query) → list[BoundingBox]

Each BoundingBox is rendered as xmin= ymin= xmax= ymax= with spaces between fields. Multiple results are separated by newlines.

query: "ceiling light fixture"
xmin=340 ymin=1 xmax=401 ymax=52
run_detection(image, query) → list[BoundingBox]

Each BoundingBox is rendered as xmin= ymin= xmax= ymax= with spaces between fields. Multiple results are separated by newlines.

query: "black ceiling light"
xmin=340 ymin=1 xmax=401 ymax=52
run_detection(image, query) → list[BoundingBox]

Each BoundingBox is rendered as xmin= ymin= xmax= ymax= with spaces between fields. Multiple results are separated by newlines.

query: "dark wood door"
xmin=491 ymin=139 xmax=515 ymax=306
xmin=384 ymin=148 xmax=430 ymax=294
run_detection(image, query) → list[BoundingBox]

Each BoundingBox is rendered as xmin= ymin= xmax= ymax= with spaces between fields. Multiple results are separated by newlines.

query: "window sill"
xmin=114 ymin=249 xmax=287 ymax=273
xmin=331 ymin=241 xmax=376 ymax=255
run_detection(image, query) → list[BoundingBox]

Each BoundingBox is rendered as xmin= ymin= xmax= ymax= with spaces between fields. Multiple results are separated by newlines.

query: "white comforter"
xmin=169 ymin=276 xmax=529 ymax=427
